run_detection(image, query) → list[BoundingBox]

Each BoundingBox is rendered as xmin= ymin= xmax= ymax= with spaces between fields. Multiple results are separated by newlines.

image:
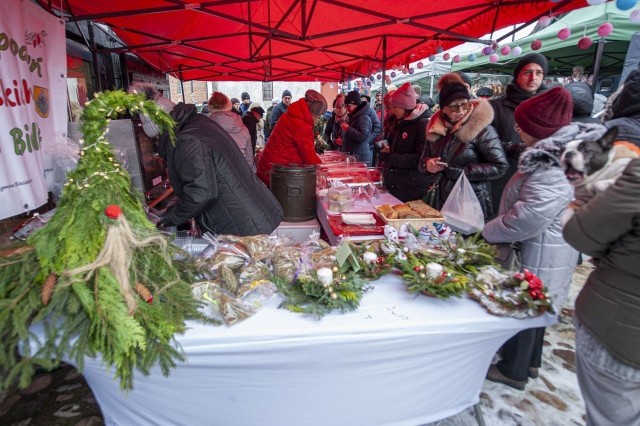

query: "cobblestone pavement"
xmin=0 ymin=265 xmax=594 ymax=426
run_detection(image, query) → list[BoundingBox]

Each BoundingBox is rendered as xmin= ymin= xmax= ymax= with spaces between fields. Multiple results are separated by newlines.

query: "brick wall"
xmin=168 ymin=77 xmax=210 ymax=105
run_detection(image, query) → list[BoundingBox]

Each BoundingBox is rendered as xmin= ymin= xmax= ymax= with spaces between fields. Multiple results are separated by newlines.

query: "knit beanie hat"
xmin=612 ymin=68 xmax=640 ymax=119
xmin=389 ymin=82 xmax=417 ymax=110
xmin=513 ymin=53 xmax=549 ymax=79
xmin=241 ymin=92 xmax=250 ymax=100
xmin=437 ymin=73 xmax=470 ymax=108
xmin=344 ymin=90 xmax=362 ymax=106
xmin=476 ymin=87 xmax=494 ymax=98
xmin=230 ymin=97 xmax=240 ymax=105
xmin=456 ymin=72 xmax=472 ymax=88
xmin=209 ymin=92 xmax=232 ymax=110
xmin=305 ymin=89 xmax=328 ymax=116
xmin=514 ymin=86 xmax=573 ymax=140
xmin=282 ymin=90 xmax=292 ymax=99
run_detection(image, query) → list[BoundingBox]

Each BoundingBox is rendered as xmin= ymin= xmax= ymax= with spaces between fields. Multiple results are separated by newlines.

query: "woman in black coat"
xmin=382 ymin=83 xmax=433 ymax=202
xmin=420 ymin=73 xmax=508 ymax=220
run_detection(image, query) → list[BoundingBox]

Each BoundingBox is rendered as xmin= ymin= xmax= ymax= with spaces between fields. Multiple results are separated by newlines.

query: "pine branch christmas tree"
xmin=0 ymin=90 xmax=206 ymax=390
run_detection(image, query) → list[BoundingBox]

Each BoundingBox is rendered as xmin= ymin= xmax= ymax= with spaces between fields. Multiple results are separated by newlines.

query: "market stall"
xmin=29 ymin=274 xmax=553 ymax=426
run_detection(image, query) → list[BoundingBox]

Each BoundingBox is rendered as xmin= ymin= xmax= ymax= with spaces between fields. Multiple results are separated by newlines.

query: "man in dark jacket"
xmin=270 ymin=90 xmax=292 ymax=129
xmin=489 ymin=53 xmax=549 ymax=217
xmin=160 ymin=103 xmax=283 ymax=236
xmin=239 ymin=92 xmax=252 ymax=115
xmin=361 ymin=94 xmax=382 ymax=162
xmin=242 ymin=105 xmax=265 ymax=154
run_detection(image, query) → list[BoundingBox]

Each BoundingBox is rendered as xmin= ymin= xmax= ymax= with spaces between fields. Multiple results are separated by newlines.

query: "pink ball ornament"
xmin=482 ymin=46 xmax=493 ymax=55
xmin=453 ymin=54 xmax=461 ymax=63
xmin=578 ymin=36 xmax=593 ymax=50
xmin=598 ymin=22 xmax=614 ymax=37
xmin=385 ymin=76 xmax=392 ymax=84
xmin=558 ymin=28 xmax=571 ymax=40
xmin=500 ymin=46 xmax=511 ymax=56
xmin=616 ymin=0 xmax=637 ymax=11
xmin=538 ymin=16 xmax=552 ymax=28
xmin=631 ymin=10 xmax=640 ymax=23
xmin=443 ymin=53 xmax=451 ymax=61
xmin=417 ymin=62 xmax=424 ymax=69
xmin=489 ymin=54 xmax=499 ymax=63
xmin=402 ymin=68 xmax=408 ymax=74
xmin=531 ymin=39 xmax=543 ymax=50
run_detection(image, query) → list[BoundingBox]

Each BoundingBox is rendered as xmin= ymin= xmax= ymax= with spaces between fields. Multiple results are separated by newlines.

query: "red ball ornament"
xmin=531 ymin=39 xmax=542 ymax=50
xmin=500 ymin=46 xmax=511 ymax=56
xmin=557 ymin=28 xmax=571 ymax=41
xmin=443 ymin=53 xmax=451 ymax=61
xmin=105 ymin=204 xmax=122 ymax=219
xmin=597 ymin=22 xmax=613 ymax=37
xmin=417 ymin=62 xmax=424 ymax=69
xmin=578 ymin=36 xmax=593 ymax=50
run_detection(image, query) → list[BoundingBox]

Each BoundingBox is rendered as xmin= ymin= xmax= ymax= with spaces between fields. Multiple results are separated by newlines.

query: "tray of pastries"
xmin=375 ymin=200 xmax=445 ymax=230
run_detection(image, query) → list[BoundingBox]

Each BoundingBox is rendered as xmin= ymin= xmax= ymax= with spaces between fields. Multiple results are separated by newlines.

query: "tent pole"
xmin=591 ymin=40 xmax=605 ymax=91
xmin=381 ymin=35 xmax=387 ymax=120
xmin=180 ymin=81 xmax=186 ymax=104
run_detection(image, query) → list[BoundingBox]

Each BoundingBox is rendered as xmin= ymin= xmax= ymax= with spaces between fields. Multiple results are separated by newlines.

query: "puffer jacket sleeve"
xmin=164 ymin=138 xmax=218 ymax=226
xmin=564 ymin=160 xmax=640 ymax=257
xmin=365 ymin=108 xmax=382 ymax=146
xmin=483 ymin=168 xmax=571 ymax=243
xmin=389 ymin=121 xmax=427 ymax=170
xmin=345 ymin=113 xmax=372 ymax=143
xmin=463 ymin=125 xmax=509 ymax=182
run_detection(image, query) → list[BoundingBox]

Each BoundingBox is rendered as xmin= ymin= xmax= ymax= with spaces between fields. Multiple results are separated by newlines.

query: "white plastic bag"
xmin=441 ymin=173 xmax=484 ymax=234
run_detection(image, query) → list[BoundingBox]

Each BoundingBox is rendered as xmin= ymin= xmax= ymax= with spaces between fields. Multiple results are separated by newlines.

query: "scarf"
xmin=505 ymin=82 xmax=548 ymax=105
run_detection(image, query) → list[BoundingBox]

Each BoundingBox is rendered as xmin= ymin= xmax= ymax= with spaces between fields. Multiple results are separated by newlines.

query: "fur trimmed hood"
xmin=427 ymin=98 xmax=494 ymax=143
xmin=518 ymin=122 xmax=607 ymax=174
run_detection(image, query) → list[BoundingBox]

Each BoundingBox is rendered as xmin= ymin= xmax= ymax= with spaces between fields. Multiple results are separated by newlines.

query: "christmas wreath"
xmin=0 ymin=90 xmax=206 ymax=391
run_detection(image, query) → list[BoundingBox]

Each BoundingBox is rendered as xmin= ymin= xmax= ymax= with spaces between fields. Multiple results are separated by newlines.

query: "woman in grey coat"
xmin=482 ymin=87 xmax=581 ymax=391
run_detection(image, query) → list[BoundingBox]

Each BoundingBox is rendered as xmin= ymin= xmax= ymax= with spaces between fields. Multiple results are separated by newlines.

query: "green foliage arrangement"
xmin=442 ymin=232 xmax=497 ymax=273
xmin=0 ymin=90 xmax=205 ymax=391
xmin=397 ymin=251 xmax=470 ymax=299
xmin=274 ymin=269 xmax=370 ymax=318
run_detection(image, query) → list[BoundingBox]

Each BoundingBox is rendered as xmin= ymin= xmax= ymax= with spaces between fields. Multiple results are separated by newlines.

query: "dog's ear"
xmin=598 ymin=127 xmax=618 ymax=150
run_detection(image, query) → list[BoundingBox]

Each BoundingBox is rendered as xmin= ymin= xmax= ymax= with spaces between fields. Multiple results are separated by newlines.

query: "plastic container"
xmin=270 ymin=164 xmax=317 ymax=222
xmin=327 ymin=187 xmax=353 ymax=201
xmin=328 ymin=199 xmax=354 ymax=212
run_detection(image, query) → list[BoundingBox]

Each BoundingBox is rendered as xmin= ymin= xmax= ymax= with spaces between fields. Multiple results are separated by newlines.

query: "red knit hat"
xmin=389 ymin=82 xmax=417 ymax=109
xmin=514 ymin=87 xmax=573 ymax=140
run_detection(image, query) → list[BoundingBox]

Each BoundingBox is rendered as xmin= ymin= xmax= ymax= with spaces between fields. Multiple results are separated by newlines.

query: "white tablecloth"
xmin=31 ymin=275 xmax=553 ymax=426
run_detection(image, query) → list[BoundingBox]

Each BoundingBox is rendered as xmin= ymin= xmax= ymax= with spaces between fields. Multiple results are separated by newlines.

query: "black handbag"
xmin=494 ymin=242 xmax=523 ymax=271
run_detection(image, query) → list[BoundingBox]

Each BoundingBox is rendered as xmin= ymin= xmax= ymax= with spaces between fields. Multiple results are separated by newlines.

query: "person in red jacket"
xmin=257 ymin=90 xmax=328 ymax=186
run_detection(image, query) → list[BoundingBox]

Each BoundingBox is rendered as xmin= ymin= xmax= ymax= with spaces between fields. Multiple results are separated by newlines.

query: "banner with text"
xmin=0 ymin=0 xmax=67 ymax=220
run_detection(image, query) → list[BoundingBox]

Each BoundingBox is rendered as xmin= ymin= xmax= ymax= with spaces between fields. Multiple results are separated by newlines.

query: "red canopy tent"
xmin=39 ymin=0 xmax=590 ymax=82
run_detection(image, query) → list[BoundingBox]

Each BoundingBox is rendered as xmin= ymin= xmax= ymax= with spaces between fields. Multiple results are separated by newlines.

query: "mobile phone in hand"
xmin=436 ymin=161 xmax=448 ymax=167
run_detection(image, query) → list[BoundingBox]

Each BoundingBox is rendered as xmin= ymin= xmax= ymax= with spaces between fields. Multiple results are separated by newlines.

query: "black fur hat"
xmin=612 ymin=68 xmax=640 ymax=119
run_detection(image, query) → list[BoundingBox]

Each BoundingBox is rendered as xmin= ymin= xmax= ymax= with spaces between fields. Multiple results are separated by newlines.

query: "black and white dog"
xmin=561 ymin=126 xmax=639 ymax=207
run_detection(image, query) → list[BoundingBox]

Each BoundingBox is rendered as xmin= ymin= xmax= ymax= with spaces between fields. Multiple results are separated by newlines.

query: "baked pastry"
xmin=377 ymin=204 xmax=398 ymax=219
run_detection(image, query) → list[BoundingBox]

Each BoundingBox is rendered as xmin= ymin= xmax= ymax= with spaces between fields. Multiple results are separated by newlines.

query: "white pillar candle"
xmin=426 ymin=262 xmax=443 ymax=279
xmin=317 ymin=267 xmax=334 ymax=286
xmin=362 ymin=251 xmax=378 ymax=265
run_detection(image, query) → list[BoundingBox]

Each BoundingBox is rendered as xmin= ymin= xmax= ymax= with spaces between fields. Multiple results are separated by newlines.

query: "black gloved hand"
xmin=444 ymin=165 xmax=463 ymax=180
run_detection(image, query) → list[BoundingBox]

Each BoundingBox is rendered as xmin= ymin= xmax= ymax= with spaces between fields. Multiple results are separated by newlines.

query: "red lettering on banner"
xmin=0 ymin=78 xmax=33 ymax=108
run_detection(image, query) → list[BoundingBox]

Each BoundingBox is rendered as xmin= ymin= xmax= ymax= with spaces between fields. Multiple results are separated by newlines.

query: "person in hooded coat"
xmin=159 ymin=103 xmax=283 ymax=236
xmin=420 ymin=73 xmax=508 ymax=219
xmin=381 ymin=82 xmax=433 ymax=202
xmin=482 ymin=87 xmax=587 ymax=391
xmin=604 ymin=68 xmax=640 ymax=146
xmin=566 ymin=81 xmax=599 ymax=124
xmin=257 ymin=90 xmax=328 ymax=186
xmin=208 ymin=92 xmax=256 ymax=172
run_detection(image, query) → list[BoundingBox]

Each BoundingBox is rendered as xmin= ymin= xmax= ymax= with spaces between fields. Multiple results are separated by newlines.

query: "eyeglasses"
xmin=446 ymin=102 xmax=470 ymax=112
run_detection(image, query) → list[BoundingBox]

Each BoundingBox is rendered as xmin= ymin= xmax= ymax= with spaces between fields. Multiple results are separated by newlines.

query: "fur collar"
xmin=426 ymin=98 xmax=494 ymax=143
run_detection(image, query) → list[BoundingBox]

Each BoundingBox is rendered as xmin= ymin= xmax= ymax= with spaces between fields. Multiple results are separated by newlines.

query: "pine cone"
xmin=41 ymin=273 xmax=58 ymax=305
xmin=135 ymin=282 xmax=153 ymax=304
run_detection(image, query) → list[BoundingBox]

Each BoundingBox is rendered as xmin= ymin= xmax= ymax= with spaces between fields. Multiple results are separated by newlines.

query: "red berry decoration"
xmin=414 ymin=266 xmax=421 ymax=272
xmin=105 ymin=204 xmax=122 ymax=219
